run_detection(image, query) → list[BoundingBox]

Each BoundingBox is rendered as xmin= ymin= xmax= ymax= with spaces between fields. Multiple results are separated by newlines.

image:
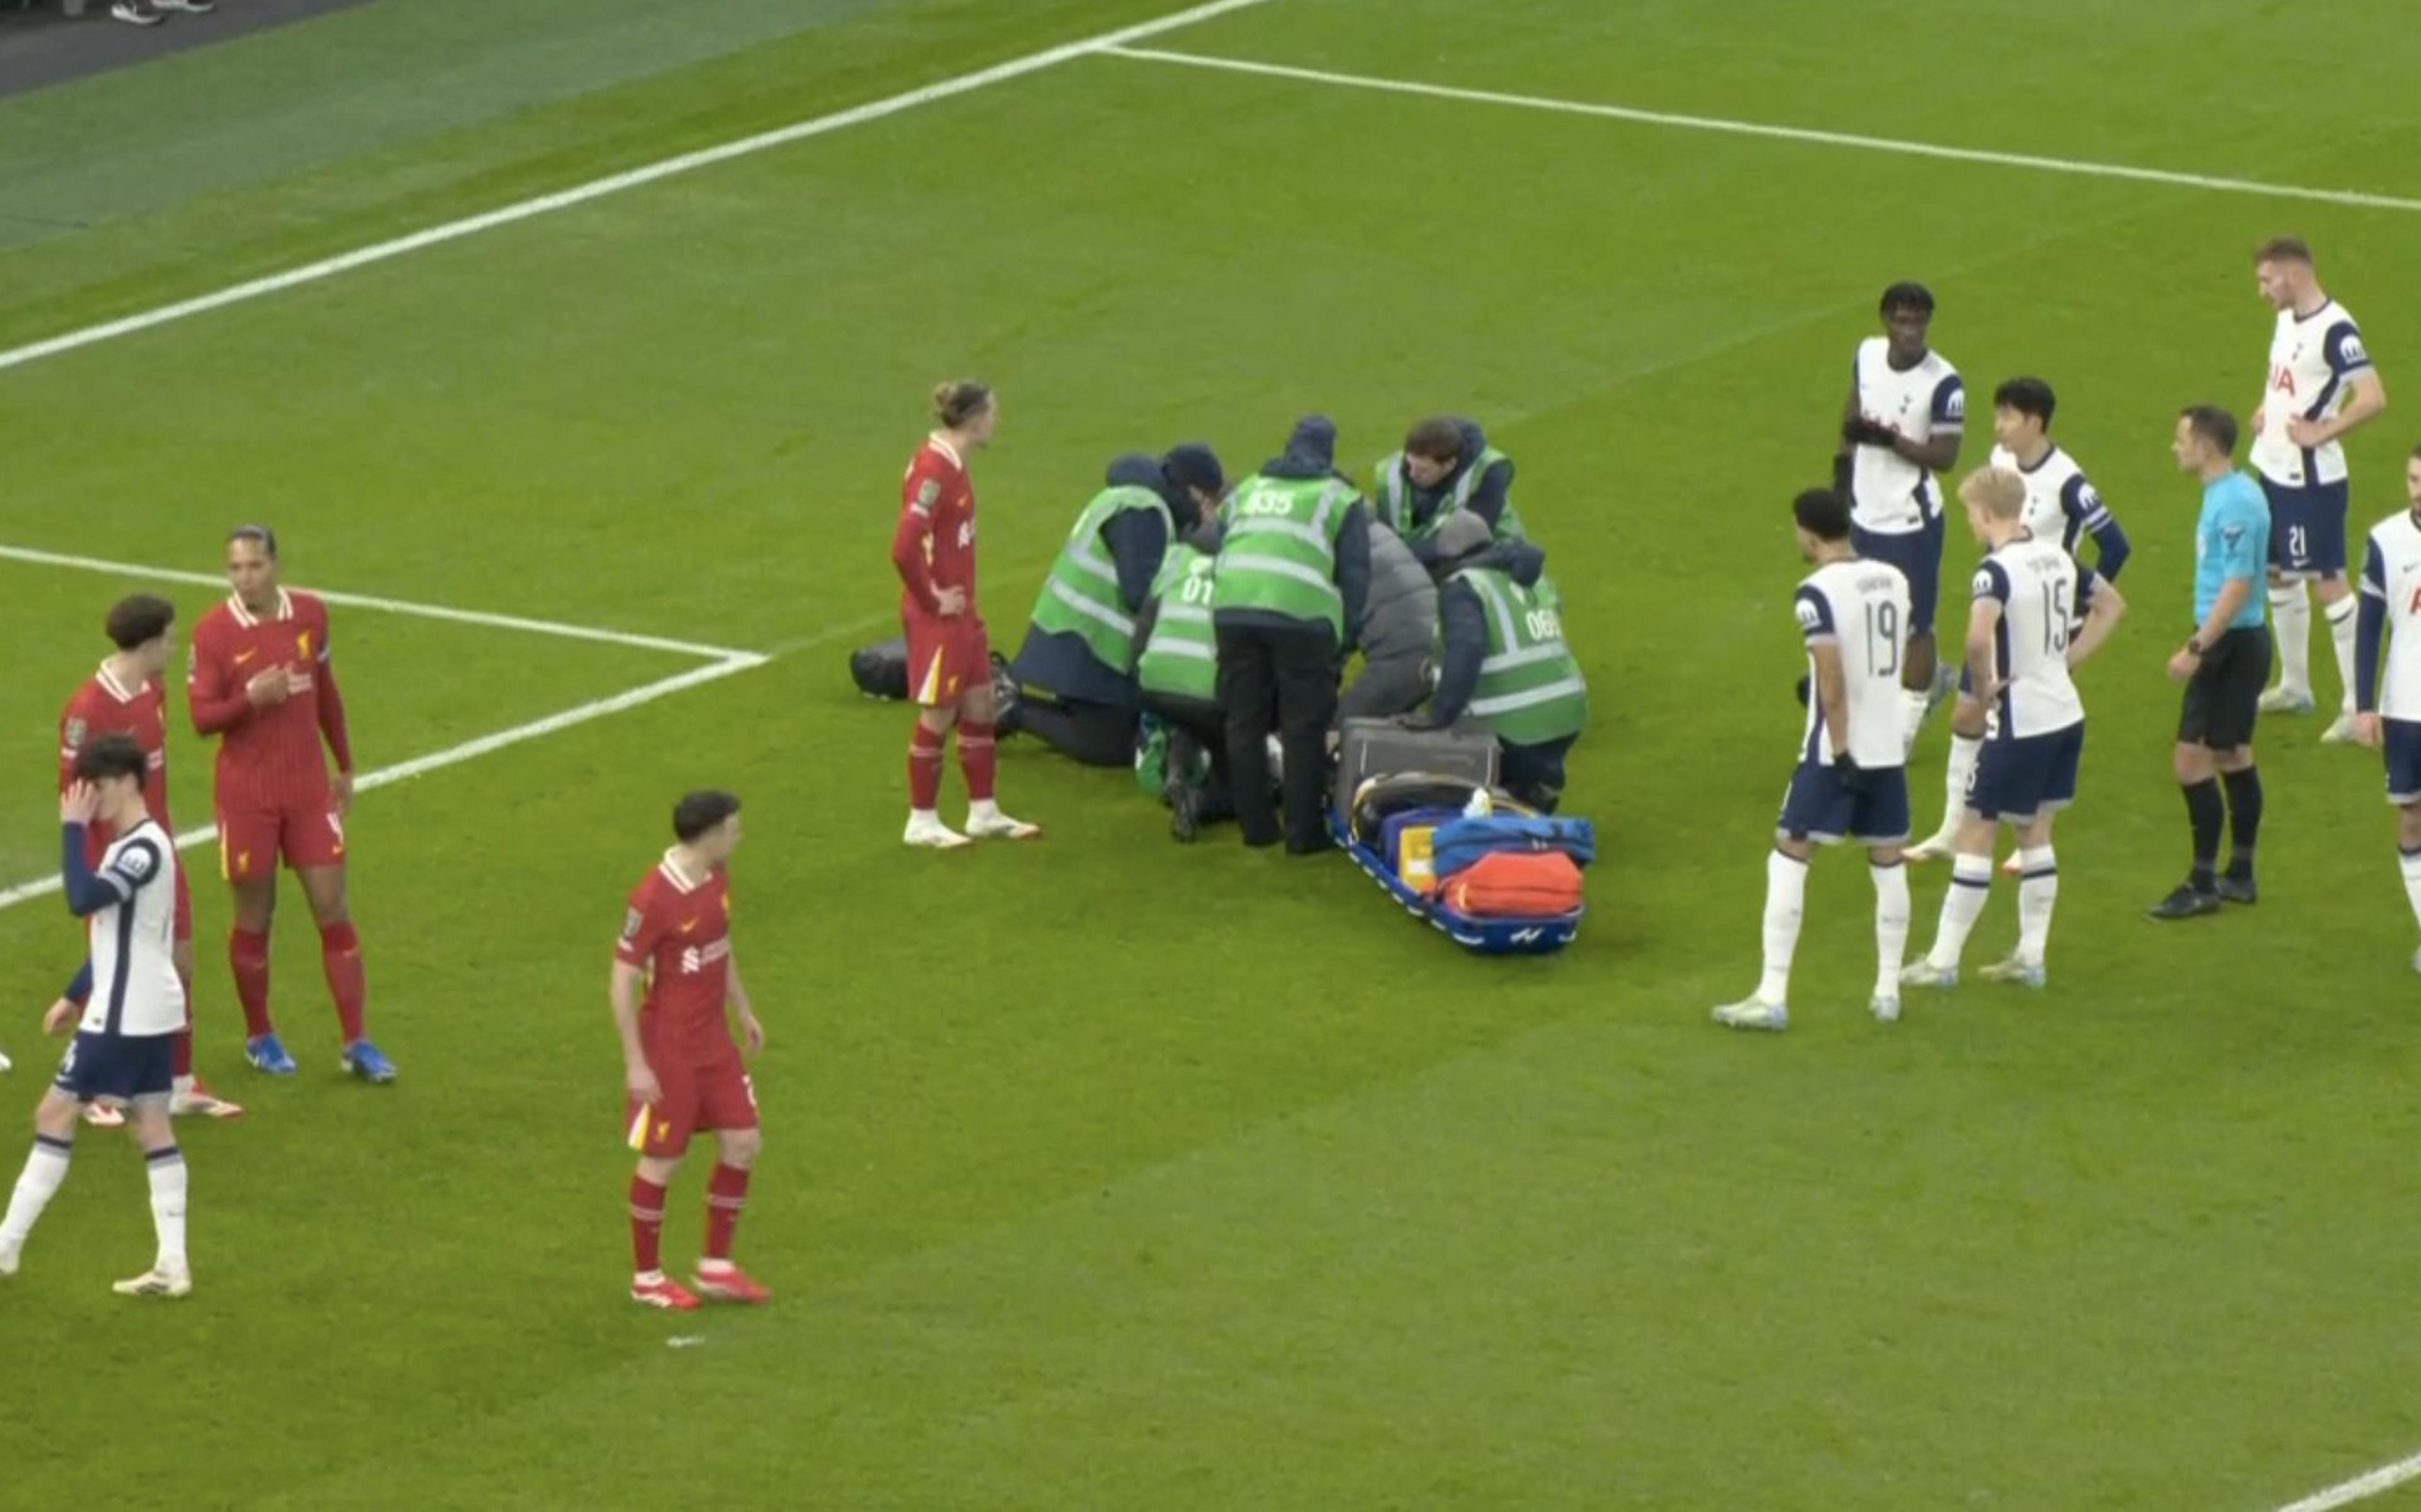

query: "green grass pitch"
xmin=4 ymin=1 xmax=2421 ymax=1506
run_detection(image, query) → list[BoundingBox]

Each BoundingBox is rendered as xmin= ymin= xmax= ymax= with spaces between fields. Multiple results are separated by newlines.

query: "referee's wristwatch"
xmin=2183 ymin=636 xmax=2207 ymax=658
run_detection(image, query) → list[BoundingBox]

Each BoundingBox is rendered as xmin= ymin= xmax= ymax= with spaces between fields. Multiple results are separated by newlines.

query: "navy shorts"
xmin=53 ymin=1030 xmax=175 ymax=1105
xmin=1968 ymin=724 xmax=2084 ymax=822
xmin=2260 ymin=475 xmax=2350 ymax=577
xmin=2385 ymin=718 xmax=2421 ymax=805
xmin=1852 ymin=517 xmax=1944 ymax=638
xmin=1777 ymin=758 xmax=1910 ymax=846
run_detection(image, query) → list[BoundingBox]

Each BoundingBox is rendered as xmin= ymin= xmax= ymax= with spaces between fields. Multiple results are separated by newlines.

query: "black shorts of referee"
xmin=2177 ymin=625 xmax=2272 ymax=751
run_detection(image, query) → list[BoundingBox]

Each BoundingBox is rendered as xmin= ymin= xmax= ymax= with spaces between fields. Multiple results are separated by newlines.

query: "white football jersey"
xmin=1987 ymin=444 xmax=2113 ymax=560
xmin=2360 ymin=509 xmax=2421 ymax=721
xmin=1972 ymin=537 xmax=2088 ymax=740
xmin=2253 ymin=301 xmax=2371 ymax=487
xmin=79 ymin=820 xmax=184 ymax=1039
xmin=1795 ymin=557 xmax=1912 ymax=769
xmin=1849 ymin=337 xmax=1965 ymax=534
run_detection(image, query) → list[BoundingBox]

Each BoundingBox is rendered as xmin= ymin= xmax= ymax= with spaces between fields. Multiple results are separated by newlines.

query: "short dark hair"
xmin=2180 ymin=404 xmax=2239 ymax=456
xmin=228 ymin=524 xmax=279 ymax=558
xmin=673 ymin=790 xmax=741 ymax=843
xmin=1879 ymin=281 xmax=1936 ymax=318
xmin=105 ymin=594 xmax=176 ymax=650
xmin=1992 ymin=376 xmax=2056 ymax=427
xmin=1403 ymin=417 xmax=1465 ymax=464
xmin=2255 ymin=236 xmax=2314 ymax=267
xmin=930 ymin=380 xmax=993 ymax=429
xmin=1794 ymin=487 xmax=1852 ymax=542
xmin=73 ymin=732 xmax=147 ymax=785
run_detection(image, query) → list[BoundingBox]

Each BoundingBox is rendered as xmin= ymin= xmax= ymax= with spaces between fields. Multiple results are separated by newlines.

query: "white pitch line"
xmin=1101 ymin=46 xmax=2421 ymax=216
xmin=0 ymin=0 xmax=1279 ymax=376
xmin=0 ymin=652 xmax=767 ymax=913
xmin=0 ymin=543 xmax=756 ymax=661
xmin=2275 ymin=1451 xmax=2421 ymax=1512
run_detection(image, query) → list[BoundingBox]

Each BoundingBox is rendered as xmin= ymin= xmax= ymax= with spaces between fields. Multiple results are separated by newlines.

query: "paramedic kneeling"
xmin=1408 ymin=512 xmax=1588 ymax=812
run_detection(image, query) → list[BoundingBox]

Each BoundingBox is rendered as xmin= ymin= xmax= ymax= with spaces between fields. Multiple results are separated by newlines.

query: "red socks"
xmin=319 ymin=921 xmax=367 ymax=1044
xmin=958 ymin=720 xmax=997 ymax=803
xmin=229 ymin=927 xmax=272 ymax=1037
xmin=705 ymin=1163 xmax=752 ymax=1261
xmin=908 ymin=722 xmax=946 ymax=810
xmin=629 ymin=1175 xmax=667 ymax=1274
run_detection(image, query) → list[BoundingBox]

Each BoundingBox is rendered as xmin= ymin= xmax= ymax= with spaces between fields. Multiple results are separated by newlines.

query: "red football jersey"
xmin=895 ymin=436 xmax=978 ymax=618
xmin=615 ymin=853 xmax=734 ymax=1062
xmin=59 ymin=662 xmax=172 ymax=851
xmin=188 ymin=590 xmax=349 ymax=800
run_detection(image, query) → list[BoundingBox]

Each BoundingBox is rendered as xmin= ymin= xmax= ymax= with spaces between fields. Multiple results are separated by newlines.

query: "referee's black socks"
xmin=2221 ymin=766 xmax=2263 ymax=881
xmin=2183 ymin=778 xmax=2225 ymax=892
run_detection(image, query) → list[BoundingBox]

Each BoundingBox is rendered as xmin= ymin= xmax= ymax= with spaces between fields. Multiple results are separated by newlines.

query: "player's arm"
xmin=891 ymin=466 xmax=945 ymax=616
xmin=2065 ymin=476 xmax=2132 ymax=581
xmin=1420 ymin=580 xmax=1489 ymax=727
xmin=2309 ymin=324 xmax=2387 ymax=446
xmin=187 ymin=630 xmax=248 ymax=734
xmin=310 ymin=612 xmax=357 ymax=810
xmin=55 ymin=696 xmax=87 ymax=796
xmin=1888 ymin=375 xmax=1964 ymax=473
xmin=1809 ymin=640 xmax=1851 ymax=760
xmin=723 ymin=947 xmax=765 ymax=1056
xmin=2065 ymin=570 xmax=2125 ymax=669
xmin=612 ymin=896 xmax=668 ymax=1100
xmin=1965 ymin=563 xmax=2007 ymax=705
xmin=2356 ymin=538 xmax=2389 ymax=718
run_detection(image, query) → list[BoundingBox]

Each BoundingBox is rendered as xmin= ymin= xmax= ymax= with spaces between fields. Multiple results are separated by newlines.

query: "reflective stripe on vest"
xmin=1453 ymin=568 xmax=1586 ymax=744
xmin=1026 ymin=485 xmax=1170 ymax=675
xmin=1138 ymin=545 xmax=1220 ymax=701
xmin=1211 ymin=476 xmax=1352 ymax=636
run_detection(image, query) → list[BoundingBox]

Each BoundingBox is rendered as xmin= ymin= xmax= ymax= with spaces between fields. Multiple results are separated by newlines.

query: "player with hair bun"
xmin=891 ymin=380 xmax=1040 ymax=848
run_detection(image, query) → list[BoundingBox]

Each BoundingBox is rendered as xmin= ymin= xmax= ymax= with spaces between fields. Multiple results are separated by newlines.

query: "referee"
xmin=2151 ymin=405 xmax=2272 ymax=919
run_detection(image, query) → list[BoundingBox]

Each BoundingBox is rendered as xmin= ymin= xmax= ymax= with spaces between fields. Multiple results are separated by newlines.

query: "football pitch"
xmin=6 ymin=0 xmax=2421 ymax=1504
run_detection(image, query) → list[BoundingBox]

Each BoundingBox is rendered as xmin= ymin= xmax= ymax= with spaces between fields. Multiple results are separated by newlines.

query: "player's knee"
xmin=636 ymin=1154 xmax=682 ymax=1185
xmin=719 ymin=1128 xmax=762 ymax=1167
xmin=32 ymin=1092 xmax=78 ymax=1140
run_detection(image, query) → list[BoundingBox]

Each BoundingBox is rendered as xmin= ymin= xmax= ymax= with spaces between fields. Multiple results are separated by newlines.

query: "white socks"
xmin=2272 ymin=583 xmax=2311 ymax=697
xmin=1937 ymin=734 xmax=1982 ymax=839
xmin=1928 ymin=853 xmax=1993 ymax=970
xmin=1871 ymin=858 xmax=1910 ymax=996
xmin=145 ymin=1146 xmax=187 ymax=1275
xmin=1899 ymin=687 xmax=1932 ymax=760
xmin=2015 ymin=846 xmax=2058 ymax=965
xmin=2400 ymin=846 xmax=2421 ymax=938
xmin=0 ymin=1136 xmax=71 ymax=1256
xmin=2327 ymin=596 xmax=2360 ymax=714
xmin=1758 ymin=849 xmax=1808 ymax=1004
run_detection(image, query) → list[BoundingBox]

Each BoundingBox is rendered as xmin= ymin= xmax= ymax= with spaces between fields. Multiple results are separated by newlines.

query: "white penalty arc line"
xmin=0 ymin=543 xmax=757 ymax=662
xmin=2275 ymin=1451 xmax=2421 ymax=1512
xmin=1101 ymin=46 xmax=2421 ymax=216
xmin=0 ymin=0 xmax=1280 ymax=375
xmin=0 ymin=652 xmax=768 ymax=914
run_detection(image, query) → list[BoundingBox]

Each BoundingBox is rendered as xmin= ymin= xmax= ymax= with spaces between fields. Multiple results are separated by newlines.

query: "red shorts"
xmin=218 ymin=786 xmax=345 ymax=881
xmin=903 ymin=611 xmax=990 ymax=708
xmin=623 ymin=1048 xmax=757 ymax=1159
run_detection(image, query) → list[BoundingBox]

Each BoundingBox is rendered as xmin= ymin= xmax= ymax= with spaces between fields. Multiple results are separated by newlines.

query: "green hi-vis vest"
xmin=1136 ymin=545 xmax=1219 ymax=703
xmin=1446 ymin=566 xmax=1587 ymax=746
xmin=1371 ymin=447 xmax=1526 ymax=544
xmin=1026 ymin=485 xmax=1173 ymax=674
xmin=1211 ymin=474 xmax=1355 ymax=638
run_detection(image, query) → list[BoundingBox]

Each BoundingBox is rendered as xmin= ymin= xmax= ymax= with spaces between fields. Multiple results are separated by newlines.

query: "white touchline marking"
xmin=0 ymin=653 xmax=768 ymax=914
xmin=0 ymin=0 xmax=1282 ymax=376
xmin=2275 ymin=1450 xmax=2421 ymax=1512
xmin=0 ymin=543 xmax=758 ymax=661
xmin=1100 ymin=46 xmax=2421 ymax=215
